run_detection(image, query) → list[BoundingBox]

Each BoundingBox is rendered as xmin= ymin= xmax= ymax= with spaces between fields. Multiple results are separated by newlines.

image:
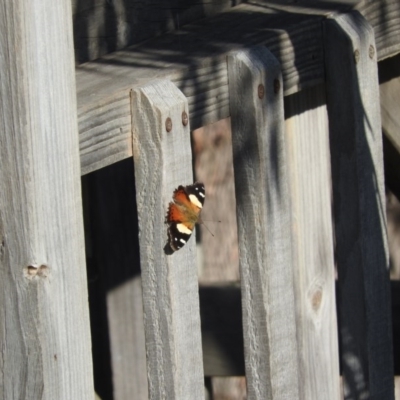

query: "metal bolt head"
xmin=354 ymin=49 xmax=360 ymax=64
xmin=258 ymin=84 xmax=265 ymax=99
xmin=182 ymin=111 xmax=188 ymax=126
xmin=369 ymin=44 xmax=375 ymax=60
xmin=274 ymin=78 xmax=281 ymax=94
xmin=165 ymin=117 xmax=172 ymax=132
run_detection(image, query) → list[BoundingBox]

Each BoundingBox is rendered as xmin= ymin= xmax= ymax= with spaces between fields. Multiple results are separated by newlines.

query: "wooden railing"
xmin=1 ymin=1 xmax=399 ymax=399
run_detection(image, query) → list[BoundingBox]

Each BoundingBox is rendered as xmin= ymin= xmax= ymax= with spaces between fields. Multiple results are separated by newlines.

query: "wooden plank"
xmin=379 ymin=53 xmax=400 ymax=152
xmin=284 ymin=84 xmax=340 ymax=399
xmin=72 ymin=0 xmax=243 ymax=63
xmin=75 ymin=1 xmax=400 ymax=175
xmin=131 ymin=80 xmax=204 ymax=399
xmin=324 ymin=11 xmax=394 ymax=399
xmin=356 ymin=0 xmax=400 ymax=60
xmin=76 ymin=4 xmax=326 ymax=174
xmin=87 ymin=159 xmax=148 ymax=400
xmin=0 ymin=0 xmax=94 ymax=398
xmin=228 ymin=47 xmax=299 ymax=400
xmin=79 ymin=93 xmax=132 ymax=175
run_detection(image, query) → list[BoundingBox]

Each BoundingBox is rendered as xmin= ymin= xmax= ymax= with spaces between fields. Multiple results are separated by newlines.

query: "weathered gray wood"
xmin=79 ymin=93 xmax=132 ymax=175
xmin=72 ymin=0 xmax=243 ymax=63
xmin=228 ymin=47 xmax=299 ymax=400
xmin=324 ymin=11 xmax=394 ymax=399
xmin=87 ymin=160 xmax=148 ymax=400
xmin=285 ymin=84 xmax=340 ymax=399
xmin=355 ymin=0 xmax=400 ymax=60
xmin=379 ymin=54 xmax=400 ymax=152
xmin=131 ymin=80 xmax=204 ymax=400
xmin=75 ymin=1 xmax=400 ymax=175
xmin=0 ymin=0 xmax=94 ymax=398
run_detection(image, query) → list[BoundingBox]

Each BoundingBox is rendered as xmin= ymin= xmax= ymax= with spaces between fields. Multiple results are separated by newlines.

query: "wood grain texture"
xmin=356 ymin=0 xmax=400 ymax=60
xmin=72 ymin=0 xmax=243 ymax=63
xmin=228 ymin=47 xmax=299 ymax=400
xmin=75 ymin=1 xmax=400 ymax=175
xmin=379 ymin=54 xmax=400 ymax=152
xmin=0 ymin=0 xmax=94 ymax=398
xmin=285 ymin=85 xmax=340 ymax=399
xmin=324 ymin=11 xmax=394 ymax=399
xmin=131 ymin=80 xmax=204 ymax=400
xmin=79 ymin=92 xmax=132 ymax=175
xmin=76 ymin=3 xmax=326 ymax=173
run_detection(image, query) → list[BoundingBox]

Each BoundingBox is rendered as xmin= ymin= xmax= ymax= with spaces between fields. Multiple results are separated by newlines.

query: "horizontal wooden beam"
xmin=76 ymin=1 xmax=400 ymax=175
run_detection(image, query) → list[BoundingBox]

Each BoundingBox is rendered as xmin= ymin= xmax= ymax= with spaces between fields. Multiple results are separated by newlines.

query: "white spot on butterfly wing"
xmin=176 ymin=223 xmax=192 ymax=235
xmin=189 ymin=194 xmax=202 ymax=209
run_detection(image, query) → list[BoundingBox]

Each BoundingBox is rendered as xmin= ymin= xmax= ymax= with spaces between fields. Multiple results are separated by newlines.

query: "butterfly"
xmin=165 ymin=182 xmax=205 ymax=253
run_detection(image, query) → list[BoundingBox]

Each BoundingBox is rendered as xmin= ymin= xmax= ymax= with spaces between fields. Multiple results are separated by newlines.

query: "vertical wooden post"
xmin=324 ymin=11 xmax=394 ymax=399
xmin=131 ymin=80 xmax=204 ymax=400
xmin=0 ymin=0 xmax=94 ymax=399
xmin=285 ymin=85 xmax=340 ymax=399
xmin=228 ymin=47 xmax=300 ymax=400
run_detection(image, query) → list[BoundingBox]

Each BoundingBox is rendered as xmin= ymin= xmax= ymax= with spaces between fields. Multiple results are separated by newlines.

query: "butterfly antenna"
xmin=201 ymin=221 xmax=215 ymax=237
xmin=199 ymin=219 xmax=221 ymax=237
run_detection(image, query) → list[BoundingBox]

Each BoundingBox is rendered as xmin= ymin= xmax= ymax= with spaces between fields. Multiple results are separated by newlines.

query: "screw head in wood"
xmin=354 ymin=49 xmax=360 ymax=64
xmin=274 ymin=78 xmax=280 ymax=94
xmin=258 ymin=84 xmax=265 ymax=99
xmin=165 ymin=117 xmax=173 ymax=132
xmin=369 ymin=44 xmax=375 ymax=60
xmin=182 ymin=111 xmax=188 ymax=126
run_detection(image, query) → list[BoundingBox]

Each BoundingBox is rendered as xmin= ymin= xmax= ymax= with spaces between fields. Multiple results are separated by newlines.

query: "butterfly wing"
xmin=165 ymin=182 xmax=205 ymax=252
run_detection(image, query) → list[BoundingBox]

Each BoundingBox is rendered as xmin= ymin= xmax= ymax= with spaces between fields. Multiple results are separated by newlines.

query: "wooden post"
xmin=228 ymin=47 xmax=300 ymax=400
xmin=0 ymin=0 xmax=94 ymax=399
xmin=285 ymin=85 xmax=340 ymax=399
xmin=324 ymin=11 xmax=394 ymax=399
xmin=131 ymin=80 xmax=204 ymax=400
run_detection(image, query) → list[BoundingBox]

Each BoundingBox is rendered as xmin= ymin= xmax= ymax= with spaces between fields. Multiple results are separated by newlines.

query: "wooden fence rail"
xmin=1 ymin=1 xmax=398 ymax=400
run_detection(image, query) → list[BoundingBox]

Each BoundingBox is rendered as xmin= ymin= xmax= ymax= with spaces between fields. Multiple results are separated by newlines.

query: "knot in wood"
xmin=24 ymin=264 xmax=49 ymax=279
xmin=311 ymin=289 xmax=323 ymax=311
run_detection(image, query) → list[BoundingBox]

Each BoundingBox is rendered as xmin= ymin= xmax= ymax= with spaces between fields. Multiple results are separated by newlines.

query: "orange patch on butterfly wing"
xmin=166 ymin=202 xmax=196 ymax=230
xmin=166 ymin=202 xmax=185 ymax=223
xmin=172 ymin=187 xmax=193 ymax=209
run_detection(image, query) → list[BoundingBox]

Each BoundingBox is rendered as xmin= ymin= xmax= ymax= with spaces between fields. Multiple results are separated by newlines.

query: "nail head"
xmin=258 ymin=84 xmax=265 ymax=99
xmin=181 ymin=111 xmax=188 ymax=126
xmin=165 ymin=117 xmax=173 ymax=132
